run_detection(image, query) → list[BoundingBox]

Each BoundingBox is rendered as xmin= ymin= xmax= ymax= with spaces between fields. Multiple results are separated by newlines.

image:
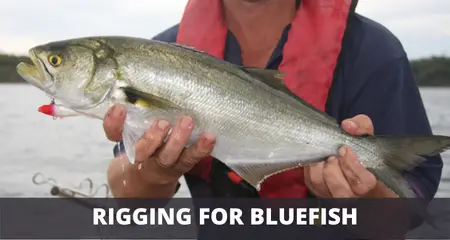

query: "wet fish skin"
xmin=16 ymin=36 xmax=450 ymax=198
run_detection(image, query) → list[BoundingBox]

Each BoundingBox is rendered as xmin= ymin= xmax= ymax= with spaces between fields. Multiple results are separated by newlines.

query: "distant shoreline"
xmin=1 ymin=54 xmax=449 ymax=86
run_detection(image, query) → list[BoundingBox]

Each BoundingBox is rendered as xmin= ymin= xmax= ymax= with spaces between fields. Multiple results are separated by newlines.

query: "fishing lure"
xmin=38 ymin=103 xmax=81 ymax=119
xmin=38 ymin=103 xmax=97 ymax=119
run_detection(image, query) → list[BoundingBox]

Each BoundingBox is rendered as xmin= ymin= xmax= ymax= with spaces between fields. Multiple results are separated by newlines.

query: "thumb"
xmin=103 ymin=104 xmax=126 ymax=141
xmin=341 ymin=114 xmax=374 ymax=136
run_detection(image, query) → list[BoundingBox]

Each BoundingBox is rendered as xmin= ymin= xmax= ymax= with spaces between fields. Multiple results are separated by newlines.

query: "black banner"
xmin=0 ymin=198 xmax=449 ymax=239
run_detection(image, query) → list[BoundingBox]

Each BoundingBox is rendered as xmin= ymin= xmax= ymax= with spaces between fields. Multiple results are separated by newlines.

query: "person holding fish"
xmin=14 ymin=0 xmax=450 ymax=237
xmin=100 ymin=0 xmax=448 ymax=202
xmin=101 ymin=0 xmax=445 ymax=201
xmin=16 ymin=0 xmax=447 ymax=212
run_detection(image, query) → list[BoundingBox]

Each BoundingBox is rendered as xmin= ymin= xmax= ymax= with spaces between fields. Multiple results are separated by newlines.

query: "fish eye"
xmin=48 ymin=55 xmax=62 ymax=67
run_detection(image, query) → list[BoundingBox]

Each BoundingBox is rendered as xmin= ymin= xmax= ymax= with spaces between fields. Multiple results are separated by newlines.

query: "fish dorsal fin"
xmin=243 ymin=67 xmax=338 ymax=125
xmin=120 ymin=86 xmax=181 ymax=110
xmin=244 ymin=68 xmax=287 ymax=81
xmin=170 ymin=43 xmax=206 ymax=54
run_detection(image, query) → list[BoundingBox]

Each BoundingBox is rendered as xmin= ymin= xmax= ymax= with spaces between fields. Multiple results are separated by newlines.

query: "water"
xmin=0 ymin=84 xmax=449 ymax=198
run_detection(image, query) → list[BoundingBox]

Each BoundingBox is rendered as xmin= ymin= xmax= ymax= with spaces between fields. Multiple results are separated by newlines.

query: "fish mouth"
xmin=16 ymin=49 xmax=55 ymax=93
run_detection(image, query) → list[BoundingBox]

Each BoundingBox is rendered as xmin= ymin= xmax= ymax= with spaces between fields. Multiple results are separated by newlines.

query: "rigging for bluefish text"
xmin=93 ymin=207 xmax=358 ymax=226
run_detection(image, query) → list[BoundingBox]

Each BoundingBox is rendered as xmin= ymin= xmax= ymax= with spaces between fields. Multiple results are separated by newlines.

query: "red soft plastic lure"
xmin=38 ymin=103 xmax=81 ymax=119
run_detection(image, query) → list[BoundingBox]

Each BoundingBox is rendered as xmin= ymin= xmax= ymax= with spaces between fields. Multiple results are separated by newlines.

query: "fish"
xmin=16 ymin=36 xmax=450 ymax=198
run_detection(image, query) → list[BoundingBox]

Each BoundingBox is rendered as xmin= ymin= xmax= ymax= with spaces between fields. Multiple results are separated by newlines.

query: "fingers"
xmin=305 ymin=114 xmax=377 ymax=198
xmin=304 ymin=162 xmax=332 ymax=198
xmin=176 ymin=132 xmax=216 ymax=173
xmin=103 ymin=104 xmax=126 ymax=142
xmin=341 ymin=114 xmax=374 ymax=136
xmin=156 ymin=116 xmax=194 ymax=168
xmin=304 ymin=156 xmax=361 ymax=198
xmin=132 ymin=114 xmax=215 ymax=173
xmin=323 ymin=156 xmax=355 ymax=198
xmin=338 ymin=146 xmax=377 ymax=195
xmin=126 ymin=115 xmax=217 ymax=188
xmin=134 ymin=119 xmax=171 ymax=164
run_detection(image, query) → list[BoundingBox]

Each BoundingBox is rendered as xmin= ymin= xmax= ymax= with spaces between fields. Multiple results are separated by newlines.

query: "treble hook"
xmin=32 ymin=172 xmax=113 ymax=198
xmin=78 ymin=178 xmax=94 ymax=194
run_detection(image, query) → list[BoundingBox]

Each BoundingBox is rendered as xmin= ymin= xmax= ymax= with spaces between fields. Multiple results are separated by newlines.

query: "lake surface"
xmin=0 ymin=84 xmax=449 ymax=198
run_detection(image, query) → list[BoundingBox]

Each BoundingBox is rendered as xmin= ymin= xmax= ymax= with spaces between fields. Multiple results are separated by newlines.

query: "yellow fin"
xmin=120 ymin=86 xmax=180 ymax=110
xmin=135 ymin=99 xmax=151 ymax=108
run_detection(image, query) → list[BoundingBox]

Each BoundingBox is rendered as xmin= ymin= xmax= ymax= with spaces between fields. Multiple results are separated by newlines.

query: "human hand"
xmin=304 ymin=114 xmax=395 ymax=198
xmin=103 ymin=104 xmax=216 ymax=186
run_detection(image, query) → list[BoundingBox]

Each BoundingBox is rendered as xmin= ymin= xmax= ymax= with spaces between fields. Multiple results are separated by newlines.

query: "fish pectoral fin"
xmin=120 ymin=86 xmax=181 ymax=110
xmin=120 ymin=105 xmax=182 ymax=164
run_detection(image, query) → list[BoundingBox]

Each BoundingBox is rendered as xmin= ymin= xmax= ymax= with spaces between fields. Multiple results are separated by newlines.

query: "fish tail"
xmin=368 ymin=166 xmax=441 ymax=230
xmin=365 ymin=135 xmax=450 ymax=230
xmin=370 ymin=135 xmax=450 ymax=198
xmin=367 ymin=166 xmax=417 ymax=198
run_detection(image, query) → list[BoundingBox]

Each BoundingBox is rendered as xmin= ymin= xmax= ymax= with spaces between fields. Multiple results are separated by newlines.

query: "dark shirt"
xmin=114 ymin=12 xmax=443 ymax=201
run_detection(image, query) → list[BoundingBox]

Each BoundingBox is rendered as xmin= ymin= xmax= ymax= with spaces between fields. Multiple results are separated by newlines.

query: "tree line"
xmin=0 ymin=53 xmax=449 ymax=86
